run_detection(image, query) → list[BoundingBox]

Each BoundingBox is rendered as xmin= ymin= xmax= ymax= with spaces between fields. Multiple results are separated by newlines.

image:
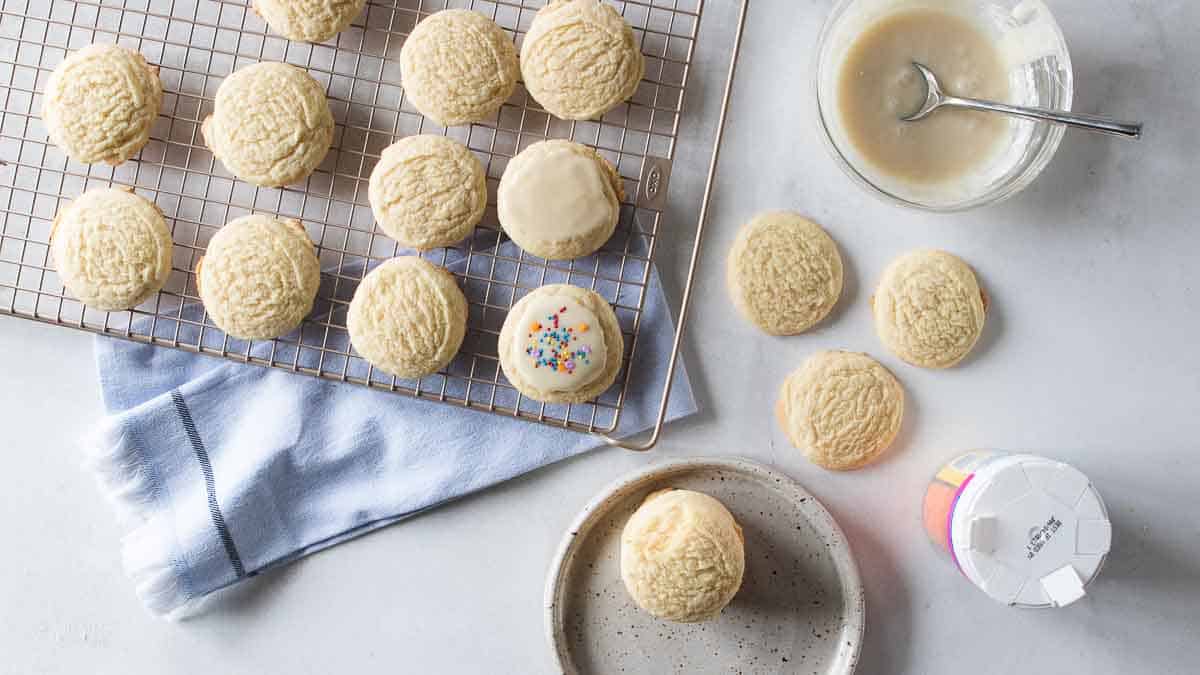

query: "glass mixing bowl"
xmin=815 ymin=0 xmax=1073 ymax=211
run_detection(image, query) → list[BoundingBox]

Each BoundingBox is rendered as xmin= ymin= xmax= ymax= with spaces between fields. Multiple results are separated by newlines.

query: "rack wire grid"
xmin=0 ymin=0 xmax=706 ymax=434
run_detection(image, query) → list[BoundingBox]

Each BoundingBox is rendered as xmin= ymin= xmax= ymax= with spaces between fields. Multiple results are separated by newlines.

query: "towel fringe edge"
xmin=82 ymin=417 xmax=200 ymax=619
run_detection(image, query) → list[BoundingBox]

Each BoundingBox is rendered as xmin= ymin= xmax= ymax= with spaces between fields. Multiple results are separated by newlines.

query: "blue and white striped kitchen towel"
xmin=84 ymin=270 xmax=695 ymax=618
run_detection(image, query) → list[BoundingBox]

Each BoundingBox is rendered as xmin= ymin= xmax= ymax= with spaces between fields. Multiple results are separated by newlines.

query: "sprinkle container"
xmin=923 ymin=450 xmax=1112 ymax=607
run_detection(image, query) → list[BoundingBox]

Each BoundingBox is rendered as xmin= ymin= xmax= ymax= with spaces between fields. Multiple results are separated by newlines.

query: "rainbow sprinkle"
xmin=524 ymin=306 xmax=593 ymax=374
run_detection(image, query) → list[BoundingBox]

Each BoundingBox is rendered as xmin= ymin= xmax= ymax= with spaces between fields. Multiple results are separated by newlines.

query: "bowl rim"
xmin=813 ymin=0 xmax=1075 ymax=212
xmin=543 ymin=455 xmax=867 ymax=675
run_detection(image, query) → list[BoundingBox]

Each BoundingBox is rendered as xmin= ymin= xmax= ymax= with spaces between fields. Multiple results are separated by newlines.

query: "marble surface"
xmin=2 ymin=1 xmax=1199 ymax=673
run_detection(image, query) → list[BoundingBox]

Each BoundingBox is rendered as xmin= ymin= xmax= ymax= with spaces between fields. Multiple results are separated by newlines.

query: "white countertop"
xmin=3 ymin=1 xmax=1198 ymax=673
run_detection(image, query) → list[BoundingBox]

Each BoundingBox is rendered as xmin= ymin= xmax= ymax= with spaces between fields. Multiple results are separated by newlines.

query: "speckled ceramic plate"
xmin=545 ymin=457 xmax=865 ymax=674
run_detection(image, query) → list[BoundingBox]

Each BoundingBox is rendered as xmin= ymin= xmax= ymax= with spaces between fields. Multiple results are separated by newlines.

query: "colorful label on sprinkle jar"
xmin=923 ymin=451 xmax=1112 ymax=608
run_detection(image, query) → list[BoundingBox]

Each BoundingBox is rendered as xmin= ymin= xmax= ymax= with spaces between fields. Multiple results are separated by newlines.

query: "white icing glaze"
xmin=498 ymin=146 xmax=617 ymax=242
xmin=511 ymin=296 xmax=607 ymax=392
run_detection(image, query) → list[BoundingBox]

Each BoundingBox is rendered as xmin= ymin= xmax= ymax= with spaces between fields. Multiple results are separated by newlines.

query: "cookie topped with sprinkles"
xmin=525 ymin=304 xmax=597 ymax=375
xmin=498 ymin=284 xmax=623 ymax=404
xmin=518 ymin=301 xmax=605 ymax=390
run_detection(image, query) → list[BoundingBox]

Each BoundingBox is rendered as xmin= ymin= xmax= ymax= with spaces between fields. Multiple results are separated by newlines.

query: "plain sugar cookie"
xmin=399 ymin=9 xmax=519 ymax=126
xmin=521 ymin=0 xmax=645 ymax=120
xmin=368 ymin=135 xmax=486 ymax=251
xmin=254 ymin=0 xmax=366 ymax=42
xmin=43 ymin=44 xmax=162 ymax=165
xmin=346 ymin=256 xmax=468 ymax=379
xmin=202 ymin=62 xmax=333 ymax=187
xmin=50 ymin=186 xmax=172 ymax=311
xmin=197 ymin=214 xmax=321 ymax=340
xmin=497 ymin=140 xmax=623 ymax=260
xmin=776 ymin=351 xmax=904 ymax=471
xmin=873 ymin=249 xmax=987 ymax=368
xmin=726 ymin=211 xmax=844 ymax=336
xmin=621 ymin=489 xmax=745 ymax=623
xmin=498 ymin=284 xmax=623 ymax=404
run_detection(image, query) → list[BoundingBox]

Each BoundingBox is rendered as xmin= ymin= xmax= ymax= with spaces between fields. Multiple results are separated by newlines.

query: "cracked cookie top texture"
xmin=368 ymin=135 xmax=486 ymax=251
xmin=347 ymin=257 xmax=468 ymax=379
xmin=727 ymin=211 xmax=844 ymax=336
xmin=254 ymin=0 xmax=366 ymax=42
xmin=197 ymin=214 xmax=321 ymax=340
xmin=202 ymin=62 xmax=334 ymax=187
xmin=520 ymin=0 xmax=645 ymax=120
xmin=873 ymin=249 xmax=986 ymax=369
xmin=51 ymin=187 xmax=172 ymax=311
xmin=620 ymin=489 xmax=745 ymax=623
xmin=43 ymin=44 xmax=163 ymax=165
xmin=399 ymin=10 xmax=519 ymax=126
xmin=776 ymin=351 xmax=905 ymax=471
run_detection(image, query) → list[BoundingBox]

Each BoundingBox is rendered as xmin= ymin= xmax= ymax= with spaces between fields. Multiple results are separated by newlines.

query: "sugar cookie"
xmin=346 ymin=257 xmax=468 ymax=379
xmin=50 ymin=187 xmax=172 ymax=311
xmin=202 ymin=62 xmax=333 ymax=187
xmin=726 ymin=211 xmax=844 ymax=336
xmin=197 ymin=214 xmax=320 ymax=340
xmin=42 ymin=44 xmax=162 ymax=165
xmin=497 ymin=140 xmax=622 ymax=260
xmin=776 ymin=351 xmax=904 ymax=471
xmin=498 ymin=284 xmax=623 ymax=403
xmin=254 ymin=0 xmax=366 ymax=42
xmin=521 ymin=0 xmax=645 ymax=120
xmin=873 ymin=249 xmax=987 ymax=368
xmin=399 ymin=9 xmax=519 ymax=126
xmin=368 ymin=135 xmax=486 ymax=251
xmin=621 ymin=489 xmax=745 ymax=623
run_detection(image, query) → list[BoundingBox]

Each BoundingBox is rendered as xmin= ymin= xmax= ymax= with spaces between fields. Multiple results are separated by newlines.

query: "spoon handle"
xmin=944 ymin=96 xmax=1143 ymax=139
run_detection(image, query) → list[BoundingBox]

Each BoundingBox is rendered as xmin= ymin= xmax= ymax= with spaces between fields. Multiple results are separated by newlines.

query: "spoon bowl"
xmin=901 ymin=62 xmax=946 ymax=122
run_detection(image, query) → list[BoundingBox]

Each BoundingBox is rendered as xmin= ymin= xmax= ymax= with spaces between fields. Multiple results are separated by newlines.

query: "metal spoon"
xmin=902 ymin=62 xmax=1142 ymax=139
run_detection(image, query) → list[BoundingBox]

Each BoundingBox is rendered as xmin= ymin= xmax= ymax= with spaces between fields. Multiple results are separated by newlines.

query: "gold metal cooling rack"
xmin=0 ymin=0 xmax=748 ymax=447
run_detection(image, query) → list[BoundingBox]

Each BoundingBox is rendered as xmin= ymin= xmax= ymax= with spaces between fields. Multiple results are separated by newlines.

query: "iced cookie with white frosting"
xmin=497 ymin=140 xmax=623 ymax=261
xmin=498 ymin=284 xmax=623 ymax=403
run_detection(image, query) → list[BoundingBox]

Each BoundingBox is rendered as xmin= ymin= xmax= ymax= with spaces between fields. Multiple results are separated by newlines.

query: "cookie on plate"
xmin=254 ymin=0 xmax=366 ymax=42
xmin=498 ymin=284 xmax=623 ymax=404
xmin=776 ymin=351 xmax=904 ymax=471
xmin=399 ymin=9 xmax=519 ymax=126
xmin=521 ymin=0 xmax=645 ymax=120
xmin=872 ymin=249 xmax=987 ymax=369
xmin=497 ymin=140 xmax=623 ymax=260
xmin=202 ymin=62 xmax=334 ymax=187
xmin=368 ymin=135 xmax=486 ymax=251
xmin=621 ymin=488 xmax=745 ymax=623
xmin=197 ymin=214 xmax=321 ymax=340
xmin=346 ymin=257 xmax=467 ymax=379
xmin=726 ymin=211 xmax=843 ymax=336
xmin=42 ymin=44 xmax=162 ymax=165
xmin=50 ymin=186 xmax=172 ymax=311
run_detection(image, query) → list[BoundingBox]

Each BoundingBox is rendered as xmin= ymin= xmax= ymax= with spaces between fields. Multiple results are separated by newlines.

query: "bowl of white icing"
xmin=816 ymin=0 xmax=1073 ymax=211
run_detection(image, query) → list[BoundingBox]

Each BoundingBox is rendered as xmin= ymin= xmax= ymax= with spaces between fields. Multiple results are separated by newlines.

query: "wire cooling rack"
xmin=0 ymin=0 xmax=738 ymax=439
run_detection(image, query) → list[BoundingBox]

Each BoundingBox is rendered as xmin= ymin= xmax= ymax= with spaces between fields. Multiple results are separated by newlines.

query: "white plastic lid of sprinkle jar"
xmin=949 ymin=454 xmax=1112 ymax=608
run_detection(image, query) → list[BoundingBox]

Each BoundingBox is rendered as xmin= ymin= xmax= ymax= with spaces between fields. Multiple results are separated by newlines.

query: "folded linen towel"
xmin=85 ymin=270 xmax=695 ymax=617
